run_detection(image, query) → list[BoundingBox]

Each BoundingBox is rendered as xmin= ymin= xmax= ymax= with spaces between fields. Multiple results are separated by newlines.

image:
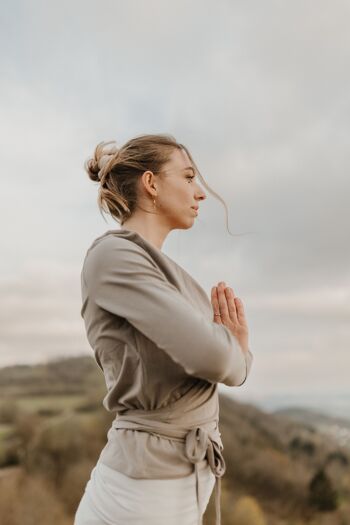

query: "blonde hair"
xmin=84 ymin=133 xmax=245 ymax=236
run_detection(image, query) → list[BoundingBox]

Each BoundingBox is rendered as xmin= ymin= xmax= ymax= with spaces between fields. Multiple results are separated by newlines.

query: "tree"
xmin=308 ymin=467 xmax=338 ymax=511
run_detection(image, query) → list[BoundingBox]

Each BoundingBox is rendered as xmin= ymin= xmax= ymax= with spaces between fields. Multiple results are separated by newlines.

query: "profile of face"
xmin=142 ymin=148 xmax=207 ymax=231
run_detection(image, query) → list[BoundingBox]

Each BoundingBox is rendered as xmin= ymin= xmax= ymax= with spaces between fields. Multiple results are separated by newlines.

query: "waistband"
xmin=112 ymin=410 xmax=226 ymax=525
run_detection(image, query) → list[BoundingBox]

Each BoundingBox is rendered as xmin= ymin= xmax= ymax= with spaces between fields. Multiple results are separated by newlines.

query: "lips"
xmin=191 ymin=206 xmax=199 ymax=211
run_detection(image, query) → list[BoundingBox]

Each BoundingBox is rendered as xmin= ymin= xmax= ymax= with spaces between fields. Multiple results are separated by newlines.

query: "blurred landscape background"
xmin=1 ymin=0 xmax=350 ymax=523
xmin=1 ymin=355 xmax=350 ymax=525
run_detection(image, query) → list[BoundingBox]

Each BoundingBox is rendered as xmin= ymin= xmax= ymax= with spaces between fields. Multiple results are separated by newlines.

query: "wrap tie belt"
xmin=112 ymin=414 xmax=226 ymax=525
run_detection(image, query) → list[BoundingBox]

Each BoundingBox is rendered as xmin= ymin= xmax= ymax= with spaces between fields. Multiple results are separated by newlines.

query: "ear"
xmin=141 ymin=170 xmax=158 ymax=197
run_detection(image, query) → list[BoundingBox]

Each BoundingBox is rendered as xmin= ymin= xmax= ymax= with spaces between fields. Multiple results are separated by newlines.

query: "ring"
xmin=214 ymin=313 xmax=221 ymax=317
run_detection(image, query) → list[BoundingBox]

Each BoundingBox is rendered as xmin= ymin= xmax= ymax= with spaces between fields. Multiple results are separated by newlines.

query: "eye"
xmin=186 ymin=175 xmax=195 ymax=183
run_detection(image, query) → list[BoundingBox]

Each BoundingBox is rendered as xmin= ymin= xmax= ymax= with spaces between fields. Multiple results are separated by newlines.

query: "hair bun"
xmin=85 ymin=158 xmax=100 ymax=181
xmin=85 ymin=140 xmax=120 ymax=182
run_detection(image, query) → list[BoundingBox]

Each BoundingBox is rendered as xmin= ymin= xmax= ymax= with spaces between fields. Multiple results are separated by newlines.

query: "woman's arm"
xmin=83 ymin=237 xmax=253 ymax=387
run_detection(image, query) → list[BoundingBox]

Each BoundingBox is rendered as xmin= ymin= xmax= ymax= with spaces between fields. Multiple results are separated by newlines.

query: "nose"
xmin=195 ymin=185 xmax=207 ymax=203
xmin=195 ymin=192 xmax=206 ymax=204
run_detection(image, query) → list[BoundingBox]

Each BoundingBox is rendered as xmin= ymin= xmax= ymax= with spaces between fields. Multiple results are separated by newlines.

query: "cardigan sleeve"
xmin=83 ymin=238 xmax=253 ymax=387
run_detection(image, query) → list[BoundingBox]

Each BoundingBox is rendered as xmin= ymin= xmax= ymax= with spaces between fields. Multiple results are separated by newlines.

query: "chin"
xmin=170 ymin=220 xmax=193 ymax=231
xmin=169 ymin=213 xmax=196 ymax=231
xmin=181 ymin=219 xmax=195 ymax=230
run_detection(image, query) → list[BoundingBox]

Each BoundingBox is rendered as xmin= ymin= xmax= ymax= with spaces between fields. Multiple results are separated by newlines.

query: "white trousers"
xmin=74 ymin=459 xmax=216 ymax=525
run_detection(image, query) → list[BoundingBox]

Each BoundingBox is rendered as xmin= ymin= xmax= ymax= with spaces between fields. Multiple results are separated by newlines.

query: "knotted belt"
xmin=112 ymin=409 xmax=226 ymax=525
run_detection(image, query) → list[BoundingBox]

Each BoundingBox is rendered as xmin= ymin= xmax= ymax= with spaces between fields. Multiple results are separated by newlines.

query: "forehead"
xmin=167 ymin=148 xmax=193 ymax=170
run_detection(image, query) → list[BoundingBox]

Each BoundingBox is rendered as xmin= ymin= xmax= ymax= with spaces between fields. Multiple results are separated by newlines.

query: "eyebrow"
xmin=183 ymin=167 xmax=195 ymax=173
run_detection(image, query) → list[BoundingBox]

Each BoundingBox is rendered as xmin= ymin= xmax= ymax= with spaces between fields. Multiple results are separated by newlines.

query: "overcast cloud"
xmin=1 ymin=0 xmax=349 ymax=409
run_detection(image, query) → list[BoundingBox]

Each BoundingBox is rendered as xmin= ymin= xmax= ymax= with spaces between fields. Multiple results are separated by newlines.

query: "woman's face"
xmin=153 ymin=148 xmax=207 ymax=230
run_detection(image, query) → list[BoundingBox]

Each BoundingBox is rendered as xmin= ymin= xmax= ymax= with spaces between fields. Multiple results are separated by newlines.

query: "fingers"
xmin=217 ymin=282 xmax=230 ymax=323
xmin=211 ymin=285 xmax=222 ymax=323
xmin=234 ymin=296 xmax=247 ymax=327
xmin=224 ymin=286 xmax=239 ymax=324
xmin=211 ymin=281 xmax=239 ymax=325
xmin=211 ymin=282 xmax=249 ymax=348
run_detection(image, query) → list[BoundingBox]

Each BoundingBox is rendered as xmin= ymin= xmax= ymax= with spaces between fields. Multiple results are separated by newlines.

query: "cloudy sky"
xmin=1 ymin=0 xmax=349 ymax=411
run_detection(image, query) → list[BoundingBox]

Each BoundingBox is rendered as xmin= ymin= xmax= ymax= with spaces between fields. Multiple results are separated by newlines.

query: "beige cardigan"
xmin=80 ymin=228 xmax=254 ymax=525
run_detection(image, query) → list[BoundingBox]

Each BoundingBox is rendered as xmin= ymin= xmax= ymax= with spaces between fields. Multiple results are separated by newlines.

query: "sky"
xmin=1 ymin=0 xmax=349 ymax=412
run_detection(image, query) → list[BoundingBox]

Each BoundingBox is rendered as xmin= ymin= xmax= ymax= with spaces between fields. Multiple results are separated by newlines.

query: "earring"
xmin=153 ymin=198 xmax=156 ymax=208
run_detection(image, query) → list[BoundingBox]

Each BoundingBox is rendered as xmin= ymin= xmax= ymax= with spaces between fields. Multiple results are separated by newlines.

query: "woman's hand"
xmin=211 ymin=281 xmax=249 ymax=352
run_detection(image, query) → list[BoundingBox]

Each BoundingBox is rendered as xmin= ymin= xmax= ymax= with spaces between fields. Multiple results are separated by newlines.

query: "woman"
xmin=74 ymin=134 xmax=254 ymax=525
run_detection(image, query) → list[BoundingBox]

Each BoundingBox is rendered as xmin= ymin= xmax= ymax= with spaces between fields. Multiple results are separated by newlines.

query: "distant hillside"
xmin=0 ymin=354 xmax=103 ymax=397
xmin=273 ymin=406 xmax=350 ymax=449
xmin=218 ymin=394 xmax=350 ymax=520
